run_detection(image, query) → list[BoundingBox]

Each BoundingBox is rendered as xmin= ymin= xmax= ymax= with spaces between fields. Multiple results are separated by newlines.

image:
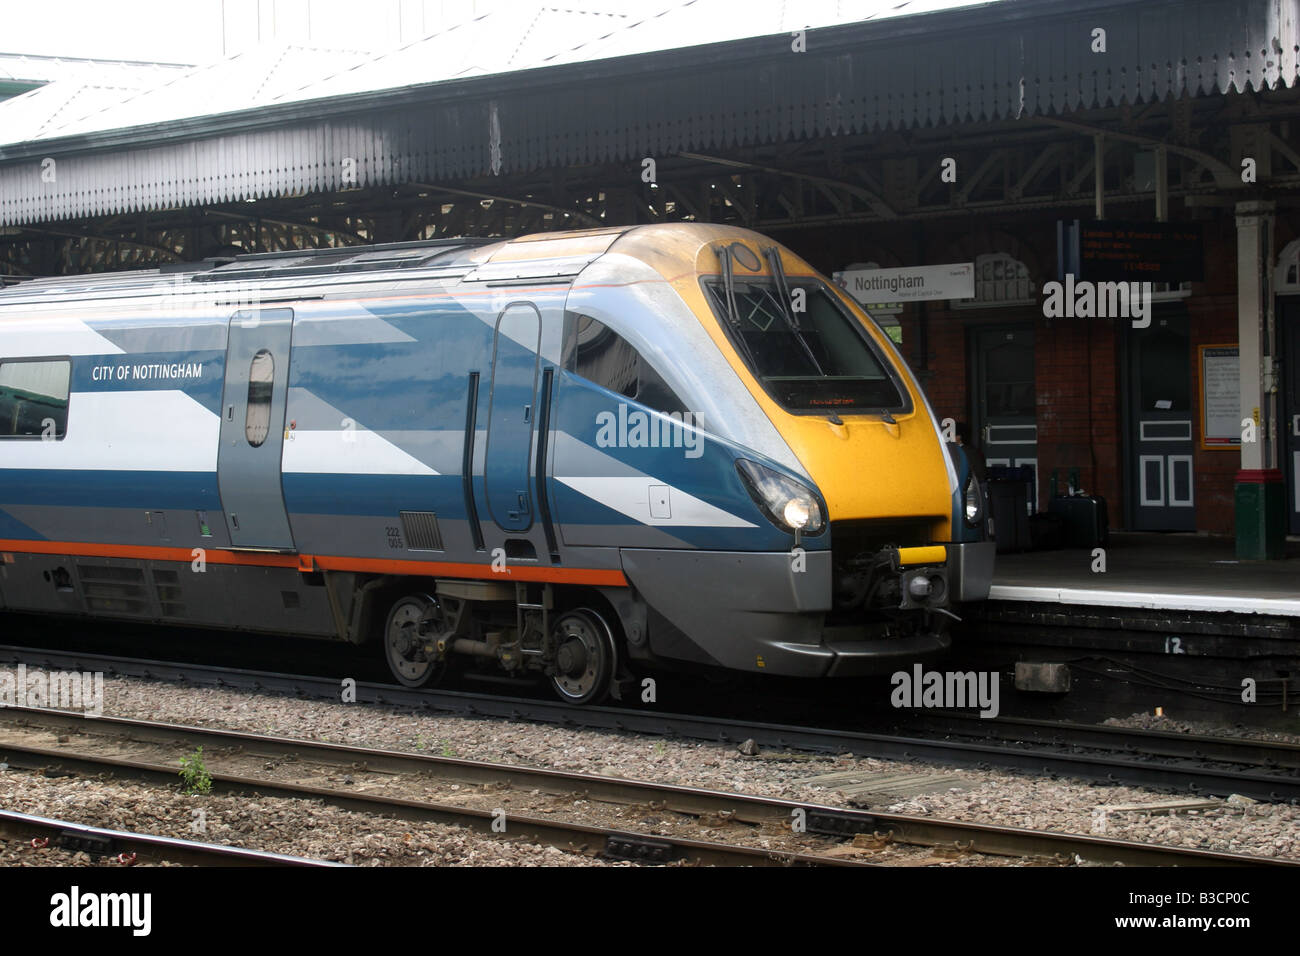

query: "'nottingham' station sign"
xmin=834 ymin=262 xmax=975 ymax=308
xmin=1058 ymin=220 xmax=1204 ymax=283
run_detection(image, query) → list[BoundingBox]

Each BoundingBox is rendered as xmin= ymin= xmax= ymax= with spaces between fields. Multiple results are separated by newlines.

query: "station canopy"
xmin=0 ymin=0 xmax=1296 ymax=229
xmin=0 ymin=1 xmax=990 ymax=144
xmin=0 ymin=52 xmax=191 ymax=106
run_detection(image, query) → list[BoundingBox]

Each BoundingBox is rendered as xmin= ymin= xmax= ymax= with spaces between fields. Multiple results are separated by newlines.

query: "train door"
xmin=1127 ymin=308 xmax=1195 ymax=531
xmin=1283 ymin=300 xmax=1300 ymax=534
xmin=217 ymin=308 xmax=296 ymax=550
xmin=484 ymin=303 xmax=541 ymax=532
xmin=971 ymin=326 xmax=1038 ymax=504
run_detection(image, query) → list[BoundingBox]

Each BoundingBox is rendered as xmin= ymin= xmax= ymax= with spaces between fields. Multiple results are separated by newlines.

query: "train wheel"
xmin=548 ymin=608 xmax=615 ymax=705
xmin=383 ymin=594 xmax=446 ymax=688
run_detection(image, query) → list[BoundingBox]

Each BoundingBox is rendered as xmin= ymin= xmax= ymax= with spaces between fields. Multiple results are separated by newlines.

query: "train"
xmin=0 ymin=223 xmax=993 ymax=704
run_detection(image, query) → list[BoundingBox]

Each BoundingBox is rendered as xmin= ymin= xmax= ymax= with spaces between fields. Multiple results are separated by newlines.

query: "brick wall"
xmin=1030 ymin=312 xmax=1124 ymax=514
xmin=1185 ymin=216 xmax=1245 ymax=535
xmin=1188 ymin=296 xmax=1240 ymax=534
xmin=910 ymin=304 xmax=967 ymax=422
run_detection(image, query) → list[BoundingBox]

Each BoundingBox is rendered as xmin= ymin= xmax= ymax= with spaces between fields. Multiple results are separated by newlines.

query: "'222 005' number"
xmin=385 ymin=526 xmax=404 ymax=549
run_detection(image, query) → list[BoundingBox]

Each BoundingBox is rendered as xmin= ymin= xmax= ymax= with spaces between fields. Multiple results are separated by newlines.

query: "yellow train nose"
xmin=783 ymin=412 xmax=954 ymax=534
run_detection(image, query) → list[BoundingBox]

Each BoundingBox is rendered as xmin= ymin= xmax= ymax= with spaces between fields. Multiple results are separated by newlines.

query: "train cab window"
xmin=703 ymin=278 xmax=910 ymax=415
xmin=245 ymin=349 xmax=274 ymax=447
xmin=0 ymin=358 xmax=70 ymax=439
xmin=563 ymin=313 xmax=688 ymax=416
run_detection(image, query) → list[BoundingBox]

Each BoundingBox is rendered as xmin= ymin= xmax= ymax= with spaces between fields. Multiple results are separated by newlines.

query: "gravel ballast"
xmin=2 ymin=667 xmax=1297 ymax=863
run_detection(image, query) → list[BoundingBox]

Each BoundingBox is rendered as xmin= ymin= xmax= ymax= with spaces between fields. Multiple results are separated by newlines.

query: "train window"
xmin=702 ymin=278 xmax=909 ymax=415
xmin=0 ymin=358 xmax=70 ymax=439
xmin=245 ymin=349 xmax=274 ymax=447
xmin=563 ymin=313 xmax=688 ymax=416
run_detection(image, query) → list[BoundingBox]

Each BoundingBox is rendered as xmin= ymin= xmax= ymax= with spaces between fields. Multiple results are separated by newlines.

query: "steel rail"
xmin=0 ymin=706 xmax=1289 ymax=868
xmin=894 ymin=712 xmax=1300 ymax=770
xmin=0 ymin=807 xmax=343 ymax=867
xmin=3 ymin=644 xmax=1299 ymax=802
xmin=0 ymin=717 xmax=865 ymax=867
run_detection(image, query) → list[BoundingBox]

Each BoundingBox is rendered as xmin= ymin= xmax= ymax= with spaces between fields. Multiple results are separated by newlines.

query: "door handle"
xmin=1293 ymin=414 xmax=1300 ymax=438
xmin=226 ymin=405 xmax=234 ymax=421
xmin=523 ymin=404 xmax=532 ymax=423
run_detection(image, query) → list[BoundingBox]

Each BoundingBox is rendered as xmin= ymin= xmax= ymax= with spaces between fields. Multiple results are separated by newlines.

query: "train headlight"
xmin=783 ymin=498 xmax=812 ymax=529
xmin=964 ymin=474 xmax=983 ymax=527
xmin=736 ymin=459 xmax=826 ymax=535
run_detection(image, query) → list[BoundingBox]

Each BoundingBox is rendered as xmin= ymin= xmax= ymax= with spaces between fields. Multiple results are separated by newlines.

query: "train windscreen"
xmin=702 ymin=277 xmax=910 ymax=415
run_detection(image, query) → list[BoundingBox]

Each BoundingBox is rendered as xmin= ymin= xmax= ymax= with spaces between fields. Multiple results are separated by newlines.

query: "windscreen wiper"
xmin=715 ymin=244 xmax=761 ymax=370
xmin=717 ymin=243 xmax=740 ymax=327
xmin=763 ymin=246 xmax=825 ymax=376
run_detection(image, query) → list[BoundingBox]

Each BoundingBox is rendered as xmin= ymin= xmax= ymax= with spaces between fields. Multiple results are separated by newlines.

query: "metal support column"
xmin=1154 ymin=146 xmax=1168 ymax=222
xmin=1094 ymin=134 xmax=1105 ymax=219
xmin=1234 ymin=200 xmax=1284 ymax=558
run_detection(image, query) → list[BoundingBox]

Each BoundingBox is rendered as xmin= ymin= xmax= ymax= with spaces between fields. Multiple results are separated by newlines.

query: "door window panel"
xmin=245 ymin=349 xmax=274 ymax=447
xmin=1138 ymin=330 xmax=1190 ymax=412
xmin=983 ymin=343 xmax=1035 ymax=418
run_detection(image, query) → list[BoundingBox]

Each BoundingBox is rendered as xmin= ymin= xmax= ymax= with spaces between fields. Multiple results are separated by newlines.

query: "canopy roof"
xmin=0 ymin=0 xmax=1294 ymax=228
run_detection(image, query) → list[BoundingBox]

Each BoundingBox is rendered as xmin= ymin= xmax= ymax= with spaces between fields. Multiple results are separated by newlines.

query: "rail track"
xmin=3 ymin=643 xmax=1299 ymax=802
xmin=0 ymin=705 xmax=1293 ymax=867
xmin=0 ymin=807 xmax=341 ymax=867
xmin=892 ymin=712 xmax=1300 ymax=772
xmin=0 ymin=706 xmax=863 ymax=867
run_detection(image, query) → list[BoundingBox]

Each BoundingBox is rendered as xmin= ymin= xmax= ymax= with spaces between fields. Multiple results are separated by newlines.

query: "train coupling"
xmin=888 ymin=546 xmax=950 ymax=611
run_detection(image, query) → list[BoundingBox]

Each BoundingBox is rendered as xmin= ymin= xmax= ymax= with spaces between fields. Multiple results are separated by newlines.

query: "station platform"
xmin=987 ymin=532 xmax=1300 ymax=617
xmin=958 ymin=533 xmax=1300 ymax=729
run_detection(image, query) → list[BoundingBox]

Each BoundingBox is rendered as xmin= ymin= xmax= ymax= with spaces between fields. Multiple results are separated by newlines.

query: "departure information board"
xmin=1058 ymin=220 xmax=1204 ymax=282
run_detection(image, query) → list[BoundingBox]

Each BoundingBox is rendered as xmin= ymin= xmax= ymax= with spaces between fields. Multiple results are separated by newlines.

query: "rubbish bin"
xmin=1235 ymin=469 xmax=1285 ymax=560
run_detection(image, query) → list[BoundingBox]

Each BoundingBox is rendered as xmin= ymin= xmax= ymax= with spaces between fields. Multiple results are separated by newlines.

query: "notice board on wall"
xmin=1199 ymin=344 xmax=1240 ymax=449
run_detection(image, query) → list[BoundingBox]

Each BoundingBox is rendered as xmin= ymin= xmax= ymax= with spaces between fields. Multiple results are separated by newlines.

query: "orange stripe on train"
xmin=0 ymin=540 xmax=628 ymax=587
